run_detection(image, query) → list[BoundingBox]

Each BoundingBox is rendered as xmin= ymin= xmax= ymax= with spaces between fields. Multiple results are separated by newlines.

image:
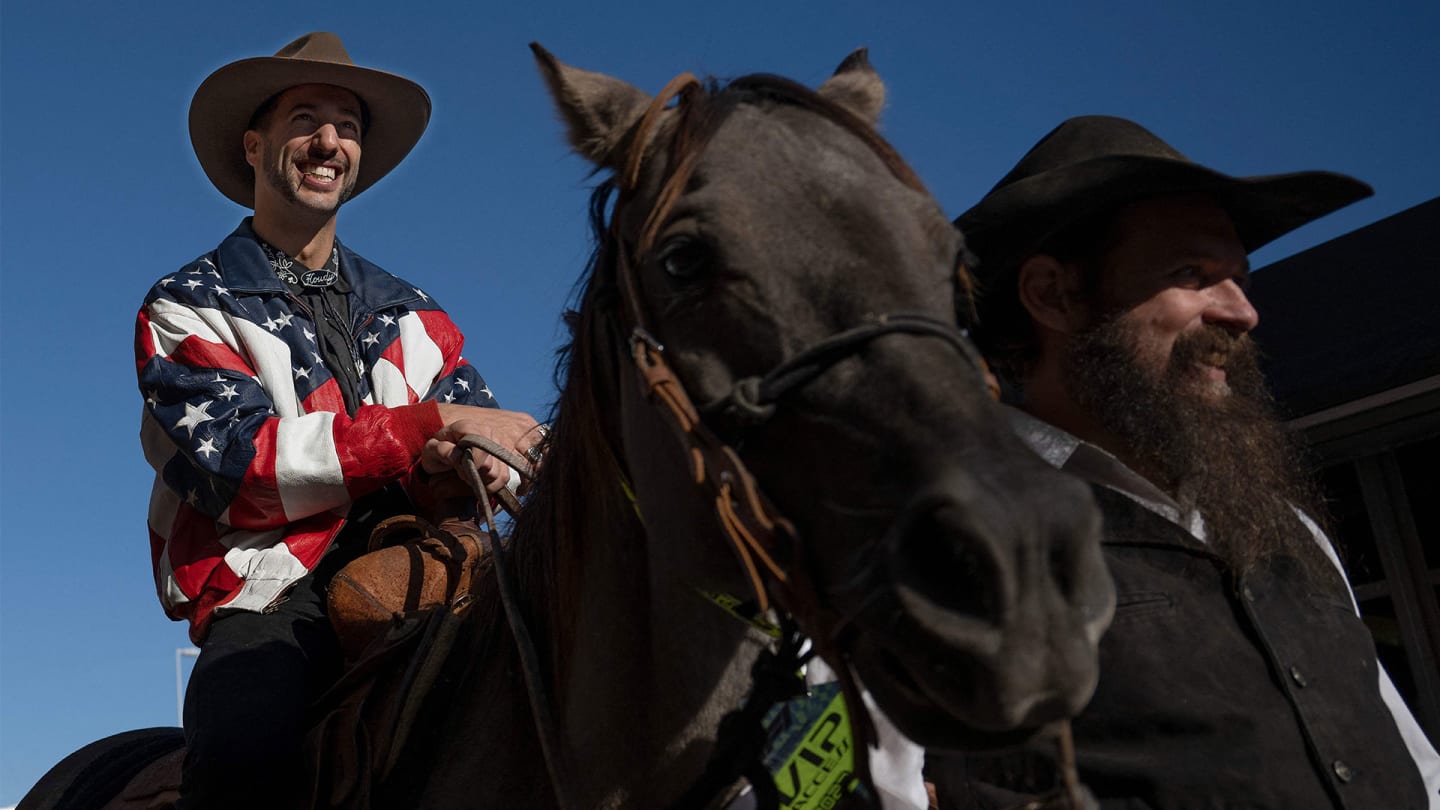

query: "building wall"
xmin=1250 ymin=198 xmax=1440 ymax=743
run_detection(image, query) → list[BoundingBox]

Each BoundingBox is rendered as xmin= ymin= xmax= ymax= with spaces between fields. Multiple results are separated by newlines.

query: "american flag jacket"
xmin=136 ymin=220 xmax=497 ymax=642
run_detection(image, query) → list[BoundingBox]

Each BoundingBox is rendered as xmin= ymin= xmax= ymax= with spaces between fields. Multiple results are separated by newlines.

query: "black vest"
xmin=936 ymin=485 xmax=1428 ymax=810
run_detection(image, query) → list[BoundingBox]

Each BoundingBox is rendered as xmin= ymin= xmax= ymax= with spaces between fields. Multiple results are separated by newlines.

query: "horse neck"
xmin=494 ymin=345 xmax=765 ymax=807
xmin=555 ymin=516 xmax=764 ymax=807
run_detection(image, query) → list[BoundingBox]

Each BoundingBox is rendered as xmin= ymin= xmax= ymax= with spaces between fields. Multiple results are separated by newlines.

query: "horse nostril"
xmin=1048 ymin=493 xmax=1107 ymax=599
xmin=1050 ymin=541 xmax=1076 ymax=599
xmin=889 ymin=502 xmax=1004 ymax=625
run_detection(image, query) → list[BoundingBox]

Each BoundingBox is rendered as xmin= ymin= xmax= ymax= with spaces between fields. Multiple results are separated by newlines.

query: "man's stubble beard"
xmin=1063 ymin=316 xmax=1332 ymax=579
xmin=262 ymin=141 xmax=355 ymax=215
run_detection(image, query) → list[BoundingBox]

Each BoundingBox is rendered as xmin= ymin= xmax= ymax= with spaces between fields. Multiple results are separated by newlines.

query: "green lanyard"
xmin=695 ymin=588 xmax=862 ymax=808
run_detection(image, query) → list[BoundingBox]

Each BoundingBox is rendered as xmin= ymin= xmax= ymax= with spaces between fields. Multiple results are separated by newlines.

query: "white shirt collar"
xmin=1004 ymin=405 xmax=1207 ymax=540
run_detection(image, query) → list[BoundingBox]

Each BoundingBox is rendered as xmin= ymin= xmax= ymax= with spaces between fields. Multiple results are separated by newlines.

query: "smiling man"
xmin=136 ymin=33 xmax=542 ymax=808
xmin=932 ymin=116 xmax=1439 ymax=809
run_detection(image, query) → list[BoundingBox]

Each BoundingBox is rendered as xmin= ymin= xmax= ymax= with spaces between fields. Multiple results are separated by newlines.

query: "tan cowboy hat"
xmin=189 ymin=32 xmax=431 ymax=208
xmin=955 ymin=115 xmax=1372 ymax=272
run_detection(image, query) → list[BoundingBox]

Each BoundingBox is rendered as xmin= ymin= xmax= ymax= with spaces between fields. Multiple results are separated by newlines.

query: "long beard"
xmin=1064 ymin=318 xmax=1330 ymax=576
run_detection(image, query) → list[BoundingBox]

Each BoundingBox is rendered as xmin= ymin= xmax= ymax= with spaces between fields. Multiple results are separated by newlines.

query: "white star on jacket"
xmin=174 ymin=401 xmax=215 ymax=438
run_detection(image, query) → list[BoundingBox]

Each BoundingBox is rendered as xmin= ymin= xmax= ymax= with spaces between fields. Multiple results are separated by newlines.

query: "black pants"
xmin=177 ymin=491 xmax=406 ymax=809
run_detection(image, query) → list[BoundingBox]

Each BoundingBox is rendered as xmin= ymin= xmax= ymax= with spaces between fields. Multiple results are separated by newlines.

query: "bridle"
xmin=486 ymin=71 xmax=1012 ymax=810
xmin=614 ymin=70 xmax=992 ymax=607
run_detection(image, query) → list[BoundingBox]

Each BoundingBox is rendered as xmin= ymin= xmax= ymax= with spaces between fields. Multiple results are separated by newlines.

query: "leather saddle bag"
xmin=327 ymin=514 xmax=489 ymax=661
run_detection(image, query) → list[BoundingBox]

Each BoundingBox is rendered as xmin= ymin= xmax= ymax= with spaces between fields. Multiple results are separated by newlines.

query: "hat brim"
xmin=957 ymin=156 xmax=1373 ymax=271
xmin=190 ymin=56 xmax=431 ymax=208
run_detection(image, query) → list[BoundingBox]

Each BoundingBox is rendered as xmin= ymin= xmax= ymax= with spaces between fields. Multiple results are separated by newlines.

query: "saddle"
xmin=307 ymin=513 xmax=493 ymax=809
xmin=100 ymin=746 xmax=185 ymax=810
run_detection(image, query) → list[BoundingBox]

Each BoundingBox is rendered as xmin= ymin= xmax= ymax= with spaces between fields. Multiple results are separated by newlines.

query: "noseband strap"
xmin=716 ymin=313 xmax=986 ymax=427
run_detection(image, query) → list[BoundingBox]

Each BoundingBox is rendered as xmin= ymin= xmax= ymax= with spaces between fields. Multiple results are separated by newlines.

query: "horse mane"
xmin=498 ymin=71 xmax=958 ymax=694
xmin=503 ymin=176 xmax=636 ymax=690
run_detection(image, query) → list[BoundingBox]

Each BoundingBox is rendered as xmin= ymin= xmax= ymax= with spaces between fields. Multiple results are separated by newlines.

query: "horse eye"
xmin=655 ymin=235 xmax=710 ymax=280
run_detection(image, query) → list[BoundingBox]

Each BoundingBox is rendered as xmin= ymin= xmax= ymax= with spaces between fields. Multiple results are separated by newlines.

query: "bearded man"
xmin=931 ymin=116 xmax=1439 ymax=809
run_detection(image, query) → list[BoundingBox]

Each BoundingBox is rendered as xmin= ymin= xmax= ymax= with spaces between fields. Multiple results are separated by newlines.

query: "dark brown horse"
xmin=20 ymin=48 xmax=1112 ymax=810
xmin=408 ymin=47 xmax=1113 ymax=808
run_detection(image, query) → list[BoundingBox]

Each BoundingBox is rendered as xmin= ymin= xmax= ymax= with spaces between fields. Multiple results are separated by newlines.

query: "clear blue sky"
xmin=2 ymin=0 xmax=1436 ymax=801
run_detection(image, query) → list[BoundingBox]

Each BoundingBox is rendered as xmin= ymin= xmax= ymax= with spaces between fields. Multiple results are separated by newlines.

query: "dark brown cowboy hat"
xmin=190 ymin=32 xmax=431 ymax=208
xmin=955 ymin=115 xmax=1372 ymax=271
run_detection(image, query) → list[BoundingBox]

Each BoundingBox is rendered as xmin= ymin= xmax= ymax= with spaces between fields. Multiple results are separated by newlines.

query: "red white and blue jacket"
xmin=136 ymin=220 xmax=496 ymax=642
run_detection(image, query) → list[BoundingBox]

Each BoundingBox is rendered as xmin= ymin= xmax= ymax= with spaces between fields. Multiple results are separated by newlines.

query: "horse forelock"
xmin=618 ymin=72 xmax=931 ymax=221
xmin=724 ymin=73 xmax=928 ymax=195
xmin=647 ymin=74 xmax=974 ymax=320
xmin=728 ymin=76 xmax=981 ymax=322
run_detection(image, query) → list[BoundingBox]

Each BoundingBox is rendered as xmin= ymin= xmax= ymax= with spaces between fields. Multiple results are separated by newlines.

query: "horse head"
xmin=531 ymin=45 xmax=1114 ymax=759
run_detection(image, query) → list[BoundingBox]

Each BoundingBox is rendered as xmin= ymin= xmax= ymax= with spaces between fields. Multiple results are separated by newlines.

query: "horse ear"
xmin=530 ymin=43 xmax=654 ymax=167
xmin=817 ymin=48 xmax=886 ymax=127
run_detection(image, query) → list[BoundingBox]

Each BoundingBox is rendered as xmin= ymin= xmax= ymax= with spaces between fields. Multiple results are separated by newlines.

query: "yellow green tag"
xmin=694 ymin=589 xmax=783 ymax=639
xmin=762 ymin=681 xmax=858 ymax=808
xmin=619 ymin=477 xmax=643 ymax=520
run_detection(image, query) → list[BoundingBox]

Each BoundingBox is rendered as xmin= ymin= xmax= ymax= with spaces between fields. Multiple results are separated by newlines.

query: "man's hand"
xmin=422 ymin=405 xmax=545 ymax=494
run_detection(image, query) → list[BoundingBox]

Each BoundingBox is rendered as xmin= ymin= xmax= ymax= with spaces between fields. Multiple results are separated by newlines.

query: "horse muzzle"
xmin=840 ymin=468 xmax=1115 ymax=747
